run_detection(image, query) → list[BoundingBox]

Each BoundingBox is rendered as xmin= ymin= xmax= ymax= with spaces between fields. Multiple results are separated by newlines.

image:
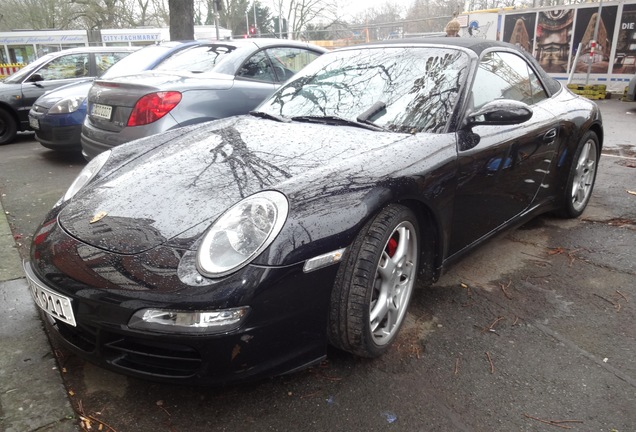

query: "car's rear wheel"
xmin=0 ymin=109 xmax=17 ymax=145
xmin=557 ymin=131 xmax=599 ymax=218
xmin=328 ymin=204 xmax=420 ymax=358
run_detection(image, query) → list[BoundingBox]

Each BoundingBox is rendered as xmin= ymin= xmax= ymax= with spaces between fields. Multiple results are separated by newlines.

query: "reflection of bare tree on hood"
xmin=193 ymin=126 xmax=292 ymax=198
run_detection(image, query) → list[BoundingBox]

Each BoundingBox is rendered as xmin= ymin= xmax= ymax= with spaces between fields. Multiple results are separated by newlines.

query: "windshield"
xmin=101 ymin=45 xmax=177 ymax=79
xmin=258 ymin=46 xmax=469 ymax=134
xmin=2 ymin=52 xmax=57 ymax=84
xmin=154 ymin=44 xmax=238 ymax=73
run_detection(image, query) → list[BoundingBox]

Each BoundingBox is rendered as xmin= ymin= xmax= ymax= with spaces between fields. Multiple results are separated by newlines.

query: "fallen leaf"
xmin=232 ymin=344 xmax=241 ymax=360
xmin=548 ymin=247 xmax=565 ymax=255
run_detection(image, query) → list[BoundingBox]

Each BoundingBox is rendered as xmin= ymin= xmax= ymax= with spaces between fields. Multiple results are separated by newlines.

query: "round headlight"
xmin=61 ymin=150 xmax=111 ymax=203
xmin=197 ymin=191 xmax=289 ymax=277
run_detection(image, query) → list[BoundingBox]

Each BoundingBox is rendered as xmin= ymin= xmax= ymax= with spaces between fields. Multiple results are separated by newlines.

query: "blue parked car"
xmin=29 ymin=41 xmax=213 ymax=151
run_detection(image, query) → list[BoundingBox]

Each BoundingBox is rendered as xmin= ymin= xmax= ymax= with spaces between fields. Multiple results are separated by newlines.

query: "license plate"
xmin=25 ymin=264 xmax=76 ymax=326
xmin=92 ymin=103 xmax=112 ymax=120
xmin=29 ymin=116 xmax=39 ymax=130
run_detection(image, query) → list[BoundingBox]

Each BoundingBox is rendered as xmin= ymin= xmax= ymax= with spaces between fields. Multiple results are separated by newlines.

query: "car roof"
xmin=361 ymin=37 xmax=524 ymax=55
xmin=48 ymin=46 xmax=138 ymax=54
xmin=351 ymin=37 xmax=562 ymax=96
xmin=202 ymin=38 xmax=328 ymax=52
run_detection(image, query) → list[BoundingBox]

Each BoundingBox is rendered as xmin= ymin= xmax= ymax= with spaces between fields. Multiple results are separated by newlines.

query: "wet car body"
xmin=80 ymin=39 xmax=326 ymax=160
xmin=28 ymin=41 xmax=213 ymax=152
xmin=0 ymin=46 xmax=136 ymax=145
xmin=26 ymin=38 xmax=602 ymax=385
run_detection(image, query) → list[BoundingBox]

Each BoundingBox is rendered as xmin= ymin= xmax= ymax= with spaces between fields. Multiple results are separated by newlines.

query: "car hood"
xmin=58 ymin=115 xmax=418 ymax=255
xmin=34 ymin=81 xmax=93 ymax=109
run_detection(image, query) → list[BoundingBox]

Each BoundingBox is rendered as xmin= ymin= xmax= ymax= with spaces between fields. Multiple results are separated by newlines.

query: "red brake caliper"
xmin=386 ymin=234 xmax=398 ymax=257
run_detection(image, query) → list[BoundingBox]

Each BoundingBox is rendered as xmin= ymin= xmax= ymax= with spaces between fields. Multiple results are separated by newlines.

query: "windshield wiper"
xmin=249 ymin=111 xmax=291 ymax=123
xmin=356 ymin=101 xmax=387 ymax=130
xmin=357 ymin=101 xmax=386 ymax=122
xmin=290 ymin=115 xmax=384 ymax=131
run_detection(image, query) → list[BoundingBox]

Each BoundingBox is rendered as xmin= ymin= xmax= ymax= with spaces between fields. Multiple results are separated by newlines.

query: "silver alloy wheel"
xmin=370 ymin=220 xmax=418 ymax=346
xmin=571 ymin=138 xmax=598 ymax=212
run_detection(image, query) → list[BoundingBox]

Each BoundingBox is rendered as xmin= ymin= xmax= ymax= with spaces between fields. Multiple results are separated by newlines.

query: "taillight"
xmin=127 ymin=91 xmax=182 ymax=127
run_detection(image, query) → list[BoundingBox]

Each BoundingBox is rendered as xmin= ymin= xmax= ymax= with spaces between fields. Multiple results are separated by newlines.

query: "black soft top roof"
xmin=356 ymin=37 xmax=562 ymax=96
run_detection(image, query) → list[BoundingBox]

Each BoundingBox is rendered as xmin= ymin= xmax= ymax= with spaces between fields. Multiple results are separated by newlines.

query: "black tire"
xmin=556 ymin=131 xmax=599 ymax=219
xmin=328 ymin=204 xmax=420 ymax=358
xmin=0 ymin=109 xmax=17 ymax=145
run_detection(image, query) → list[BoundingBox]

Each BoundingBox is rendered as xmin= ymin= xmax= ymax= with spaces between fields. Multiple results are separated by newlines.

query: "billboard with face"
xmin=535 ymin=10 xmax=574 ymax=73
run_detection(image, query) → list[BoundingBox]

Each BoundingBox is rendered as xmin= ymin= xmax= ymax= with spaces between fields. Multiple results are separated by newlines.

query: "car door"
xmin=231 ymin=47 xmax=322 ymax=113
xmin=19 ymin=52 xmax=92 ymax=122
xmin=231 ymin=49 xmax=280 ymax=113
xmin=265 ymin=46 xmax=323 ymax=83
xmin=449 ymin=50 xmax=558 ymax=255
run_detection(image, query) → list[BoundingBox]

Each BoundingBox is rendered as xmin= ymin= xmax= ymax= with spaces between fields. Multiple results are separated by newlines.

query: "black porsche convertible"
xmin=25 ymin=38 xmax=602 ymax=385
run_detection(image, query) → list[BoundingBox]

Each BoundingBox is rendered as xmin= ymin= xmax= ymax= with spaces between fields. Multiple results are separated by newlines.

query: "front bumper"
xmin=27 ymin=218 xmax=339 ymax=385
xmin=81 ymin=114 xmax=178 ymax=160
xmin=29 ymin=109 xmax=84 ymax=151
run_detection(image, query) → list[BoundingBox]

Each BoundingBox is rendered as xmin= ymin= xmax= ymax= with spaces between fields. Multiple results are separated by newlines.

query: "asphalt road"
xmin=1 ymin=99 xmax=635 ymax=431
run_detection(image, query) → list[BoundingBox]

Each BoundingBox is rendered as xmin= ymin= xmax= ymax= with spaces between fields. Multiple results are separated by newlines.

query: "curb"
xmin=0 ymin=200 xmax=78 ymax=431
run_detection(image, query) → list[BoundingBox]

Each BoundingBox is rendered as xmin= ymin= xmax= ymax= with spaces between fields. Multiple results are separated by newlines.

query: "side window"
xmin=471 ymin=51 xmax=534 ymax=109
xmin=96 ymin=52 xmax=129 ymax=76
xmin=37 ymin=53 xmax=90 ymax=80
xmin=528 ymin=67 xmax=548 ymax=103
xmin=263 ymin=47 xmax=321 ymax=82
xmin=237 ymin=50 xmax=276 ymax=83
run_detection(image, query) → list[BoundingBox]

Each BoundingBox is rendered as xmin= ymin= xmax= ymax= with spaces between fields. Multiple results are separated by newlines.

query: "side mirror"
xmin=28 ymin=73 xmax=44 ymax=83
xmin=466 ymin=99 xmax=533 ymax=127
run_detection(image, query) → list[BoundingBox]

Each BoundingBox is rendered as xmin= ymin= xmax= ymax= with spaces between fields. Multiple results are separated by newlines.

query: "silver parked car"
xmin=81 ymin=38 xmax=327 ymax=159
xmin=28 ymin=41 xmax=214 ymax=152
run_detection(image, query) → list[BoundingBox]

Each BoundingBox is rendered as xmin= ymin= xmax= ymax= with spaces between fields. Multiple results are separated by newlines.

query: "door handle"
xmin=543 ymin=128 xmax=557 ymax=143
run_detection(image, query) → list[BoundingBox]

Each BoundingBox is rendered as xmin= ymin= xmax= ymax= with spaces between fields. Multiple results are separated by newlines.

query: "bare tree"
xmin=0 ymin=0 xmax=79 ymax=30
xmin=404 ymin=0 xmax=463 ymax=34
xmin=0 ymin=0 xmax=169 ymax=30
xmin=217 ymin=0 xmax=251 ymax=36
xmin=349 ymin=2 xmax=406 ymax=40
xmin=70 ymin=0 xmax=128 ymax=28
xmin=271 ymin=0 xmax=338 ymax=39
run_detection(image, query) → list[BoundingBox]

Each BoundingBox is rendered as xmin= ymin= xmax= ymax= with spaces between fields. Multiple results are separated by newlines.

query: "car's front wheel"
xmin=0 ymin=109 xmax=17 ymax=145
xmin=558 ymin=130 xmax=599 ymax=218
xmin=328 ymin=204 xmax=420 ymax=358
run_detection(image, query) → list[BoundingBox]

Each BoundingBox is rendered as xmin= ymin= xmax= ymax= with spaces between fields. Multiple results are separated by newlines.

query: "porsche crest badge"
xmin=90 ymin=211 xmax=108 ymax=224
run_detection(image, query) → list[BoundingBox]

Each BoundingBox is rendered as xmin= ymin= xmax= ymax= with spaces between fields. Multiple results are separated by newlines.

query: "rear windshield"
xmin=101 ymin=45 xmax=175 ymax=79
xmin=153 ymin=44 xmax=238 ymax=73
